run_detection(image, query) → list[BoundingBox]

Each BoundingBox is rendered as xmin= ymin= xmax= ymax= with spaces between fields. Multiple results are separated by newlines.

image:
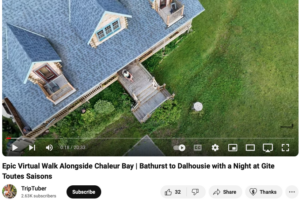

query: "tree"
xmin=94 ymin=100 xmax=115 ymax=115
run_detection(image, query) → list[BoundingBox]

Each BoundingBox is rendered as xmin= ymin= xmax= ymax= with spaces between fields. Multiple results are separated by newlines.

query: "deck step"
xmin=133 ymin=90 xmax=171 ymax=122
xmin=138 ymin=87 xmax=157 ymax=102
xmin=133 ymin=109 xmax=144 ymax=121
xmin=136 ymin=84 xmax=153 ymax=97
xmin=139 ymin=89 xmax=159 ymax=104
xmin=161 ymin=88 xmax=171 ymax=98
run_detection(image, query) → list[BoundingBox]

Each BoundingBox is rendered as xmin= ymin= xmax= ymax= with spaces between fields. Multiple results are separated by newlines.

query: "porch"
xmin=158 ymin=0 xmax=184 ymax=27
xmin=38 ymin=75 xmax=76 ymax=105
xmin=118 ymin=62 xmax=174 ymax=123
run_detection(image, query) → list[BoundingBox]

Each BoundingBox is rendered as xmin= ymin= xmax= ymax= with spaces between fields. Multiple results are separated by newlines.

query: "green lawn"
xmin=151 ymin=0 xmax=298 ymax=156
xmin=14 ymin=0 xmax=298 ymax=156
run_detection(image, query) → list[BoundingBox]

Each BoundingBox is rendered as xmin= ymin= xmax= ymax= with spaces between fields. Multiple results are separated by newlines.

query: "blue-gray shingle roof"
xmin=97 ymin=0 xmax=131 ymax=16
xmin=2 ymin=0 xmax=205 ymax=130
xmin=71 ymin=0 xmax=132 ymax=44
xmin=6 ymin=24 xmax=61 ymax=84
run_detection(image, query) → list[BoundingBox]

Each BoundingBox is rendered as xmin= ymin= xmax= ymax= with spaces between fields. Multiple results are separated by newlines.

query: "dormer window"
xmin=96 ymin=19 xmax=121 ymax=42
xmin=34 ymin=64 xmax=58 ymax=82
xmin=70 ymin=0 xmax=132 ymax=48
xmin=6 ymin=24 xmax=76 ymax=105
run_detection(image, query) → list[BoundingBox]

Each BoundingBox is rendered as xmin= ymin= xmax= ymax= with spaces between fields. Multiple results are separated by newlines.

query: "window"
xmin=96 ymin=19 xmax=121 ymax=42
xmin=34 ymin=64 xmax=58 ymax=82
xmin=112 ymin=21 xmax=120 ymax=30
xmin=97 ymin=30 xmax=105 ymax=40
xmin=105 ymin=25 xmax=112 ymax=35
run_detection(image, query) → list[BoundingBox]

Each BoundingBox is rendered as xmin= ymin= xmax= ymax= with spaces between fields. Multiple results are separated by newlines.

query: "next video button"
xmin=67 ymin=185 xmax=101 ymax=199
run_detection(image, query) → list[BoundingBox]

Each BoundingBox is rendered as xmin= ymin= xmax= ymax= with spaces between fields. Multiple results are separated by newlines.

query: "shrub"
xmin=150 ymin=100 xmax=181 ymax=125
xmin=81 ymin=109 xmax=96 ymax=124
xmin=2 ymin=117 xmax=20 ymax=136
xmin=94 ymin=100 xmax=115 ymax=115
xmin=58 ymin=137 xmax=68 ymax=147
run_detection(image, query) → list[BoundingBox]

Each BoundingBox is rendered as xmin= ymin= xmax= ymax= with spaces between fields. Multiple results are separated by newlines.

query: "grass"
xmin=77 ymin=0 xmax=298 ymax=156
xmin=4 ymin=0 xmax=297 ymax=156
xmin=151 ymin=0 xmax=298 ymax=156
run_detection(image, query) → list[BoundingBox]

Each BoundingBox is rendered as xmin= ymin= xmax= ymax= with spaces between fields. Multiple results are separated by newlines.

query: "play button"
xmin=12 ymin=144 xmax=18 ymax=151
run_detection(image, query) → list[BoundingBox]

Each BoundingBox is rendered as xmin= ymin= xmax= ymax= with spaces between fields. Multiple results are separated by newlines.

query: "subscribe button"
xmin=67 ymin=185 xmax=101 ymax=199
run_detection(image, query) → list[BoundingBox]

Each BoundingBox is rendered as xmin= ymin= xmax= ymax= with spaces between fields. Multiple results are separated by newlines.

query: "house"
xmin=2 ymin=0 xmax=205 ymax=141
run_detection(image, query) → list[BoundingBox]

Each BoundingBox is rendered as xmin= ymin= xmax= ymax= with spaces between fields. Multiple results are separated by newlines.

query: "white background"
xmin=1 ymin=1 xmax=299 ymax=203
xmin=0 ymin=156 xmax=299 ymax=203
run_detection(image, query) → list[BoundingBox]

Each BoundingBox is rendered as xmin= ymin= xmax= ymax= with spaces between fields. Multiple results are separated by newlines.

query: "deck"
xmin=44 ymin=75 xmax=76 ymax=105
xmin=158 ymin=0 xmax=184 ymax=27
xmin=118 ymin=62 xmax=173 ymax=122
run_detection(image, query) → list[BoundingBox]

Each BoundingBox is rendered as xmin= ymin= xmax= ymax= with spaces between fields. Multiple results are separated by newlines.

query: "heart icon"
xmin=249 ymin=188 xmax=257 ymax=196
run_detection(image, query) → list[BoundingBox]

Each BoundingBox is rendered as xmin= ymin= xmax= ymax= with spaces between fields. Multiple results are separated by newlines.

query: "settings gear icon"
xmin=212 ymin=144 xmax=219 ymax=152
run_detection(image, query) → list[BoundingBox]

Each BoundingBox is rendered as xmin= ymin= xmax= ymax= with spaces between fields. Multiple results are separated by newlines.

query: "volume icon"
xmin=46 ymin=144 xmax=53 ymax=151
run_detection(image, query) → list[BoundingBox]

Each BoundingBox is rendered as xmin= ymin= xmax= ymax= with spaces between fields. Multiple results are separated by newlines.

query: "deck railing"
xmin=24 ymin=75 xmax=118 ymax=139
xmin=49 ymin=83 xmax=73 ymax=102
xmin=43 ymin=75 xmax=75 ymax=104
xmin=166 ymin=0 xmax=184 ymax=26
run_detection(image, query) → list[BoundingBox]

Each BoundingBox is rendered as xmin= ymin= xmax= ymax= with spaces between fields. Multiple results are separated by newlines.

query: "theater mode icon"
xmin=246 ymin=144 xmax=255 ymax=152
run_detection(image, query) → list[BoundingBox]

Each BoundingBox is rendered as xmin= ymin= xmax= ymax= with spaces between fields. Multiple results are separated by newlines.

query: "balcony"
xmin=157 ymin=0 xmax=184 ymax=27
xmin=38 ymin=75 xmax=76 ymax=105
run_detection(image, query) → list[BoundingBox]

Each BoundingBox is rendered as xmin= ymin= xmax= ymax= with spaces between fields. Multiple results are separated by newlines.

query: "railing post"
xmin=167 ymin=15 xmax=170 ymax=26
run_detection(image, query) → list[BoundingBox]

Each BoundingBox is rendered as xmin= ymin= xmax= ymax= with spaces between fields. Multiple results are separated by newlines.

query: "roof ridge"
xmin=6 ymin=24 xmax=34 ymax=63
xmin=7 ymin=24 xmax=46 ymax=38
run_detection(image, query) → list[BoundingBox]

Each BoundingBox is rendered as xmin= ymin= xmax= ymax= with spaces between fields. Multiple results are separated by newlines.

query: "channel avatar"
xmin=2 ymin=184 xmax=17 ymax=199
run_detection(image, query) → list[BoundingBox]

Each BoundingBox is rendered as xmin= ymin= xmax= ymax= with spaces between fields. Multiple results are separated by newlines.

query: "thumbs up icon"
xmin=165 ymin=189 xmax=172 ymax=196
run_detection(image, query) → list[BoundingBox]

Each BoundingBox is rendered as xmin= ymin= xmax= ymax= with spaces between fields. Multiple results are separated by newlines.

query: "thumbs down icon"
xmin=192 ymin=188 xmax=199 ymax=196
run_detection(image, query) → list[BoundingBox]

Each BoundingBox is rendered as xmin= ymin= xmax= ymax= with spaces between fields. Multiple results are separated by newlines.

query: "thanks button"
xmin=67 ymin=185 xmax=101 ymax=199
xmin=246 ymin=186 xmax=282 ymax=199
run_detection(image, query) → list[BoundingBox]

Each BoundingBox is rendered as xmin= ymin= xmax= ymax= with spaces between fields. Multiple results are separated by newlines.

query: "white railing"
xmin=166 ymin=0 xmax=184 ymax=26
xmin=139 ymin=63 xmax=153 ymax=80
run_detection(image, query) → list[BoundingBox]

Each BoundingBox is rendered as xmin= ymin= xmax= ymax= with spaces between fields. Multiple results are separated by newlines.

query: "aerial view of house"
xmin=2 ymin=0 xmax=204 ymax=154
xmin=2 ymin=0 xmax=297 ymax=156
